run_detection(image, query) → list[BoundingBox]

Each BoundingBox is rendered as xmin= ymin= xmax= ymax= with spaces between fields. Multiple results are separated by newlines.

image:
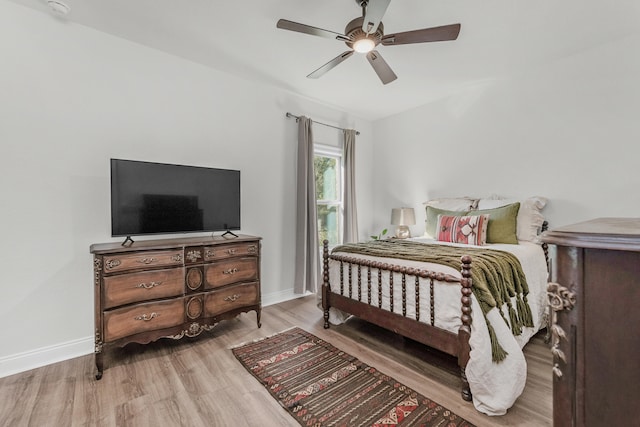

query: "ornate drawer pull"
xmin=171 ymin=254 xmax=183 ymax=262
xmin=227 ymin=249 xmax=237 ymax=255
xmin=105 ymin=259 xmax=121 ymax=269
xmin=223 ymin=268 xmax=238 ymax=275
xmin=224 ymin=294 xmax=241 ymax=302
xmin=138 ymin=257 xmax=156 ymax=265
xmin=136 ymin=281 xmax=162 ymax=289
xmin=134 ymin=312 xmax=158 ymax=321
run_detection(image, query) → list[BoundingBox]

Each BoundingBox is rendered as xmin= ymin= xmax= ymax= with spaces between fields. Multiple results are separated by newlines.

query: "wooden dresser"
xmin=91 ymin=234 xmax=262 ymax=379
xmin=541 ymin=218 xmax=640 ymax=426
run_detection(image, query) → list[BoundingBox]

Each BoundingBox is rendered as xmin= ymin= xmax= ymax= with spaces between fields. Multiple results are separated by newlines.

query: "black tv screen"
xmin=111 ymin=159 xmax=240 ymax=237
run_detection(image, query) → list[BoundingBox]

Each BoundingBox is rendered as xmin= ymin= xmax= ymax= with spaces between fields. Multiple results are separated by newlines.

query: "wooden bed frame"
xmin=321 ymin=240 xmax=475 ymax=400
xmin=321 ymin=224 xmax=549 ymax=402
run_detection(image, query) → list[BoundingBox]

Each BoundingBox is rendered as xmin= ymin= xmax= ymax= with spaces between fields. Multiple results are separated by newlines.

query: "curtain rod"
xmin=286 ymin=112 xmax=360 ymax=136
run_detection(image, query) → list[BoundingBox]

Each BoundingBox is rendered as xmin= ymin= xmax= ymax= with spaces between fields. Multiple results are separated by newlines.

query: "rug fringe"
xmin=228 ymin=326 xmax=301 ymax=350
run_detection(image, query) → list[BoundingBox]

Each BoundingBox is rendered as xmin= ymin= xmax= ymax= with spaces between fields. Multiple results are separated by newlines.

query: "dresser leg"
xmin=95 ymin=351 xmax=103 ymax=380
xmin=256 ymin=308 xmax=262 ymax=328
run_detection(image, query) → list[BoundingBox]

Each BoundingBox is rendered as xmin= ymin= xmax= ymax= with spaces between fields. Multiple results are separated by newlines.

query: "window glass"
xmin=314 ymin=145 xmax=342 ymax=247
xmin=317 ymin=204 xmax=340 ymax=246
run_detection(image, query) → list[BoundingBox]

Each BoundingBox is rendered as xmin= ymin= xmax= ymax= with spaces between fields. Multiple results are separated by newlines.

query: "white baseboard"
xmin=0 ymin=289 xmax=310 ymax=378
xmin=0 ymin=336 xmax=94 ymax=379
xmin=262 ymin=288 xmax=312 ymax=307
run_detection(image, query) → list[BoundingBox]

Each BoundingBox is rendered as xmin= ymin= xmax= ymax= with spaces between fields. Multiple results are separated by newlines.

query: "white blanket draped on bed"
xmin=326 ymin=237 xmax=549 ymax=416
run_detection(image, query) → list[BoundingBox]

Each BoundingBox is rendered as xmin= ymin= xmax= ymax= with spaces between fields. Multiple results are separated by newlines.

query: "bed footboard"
xmin=321 ymin=240 xmax=473 ymax=402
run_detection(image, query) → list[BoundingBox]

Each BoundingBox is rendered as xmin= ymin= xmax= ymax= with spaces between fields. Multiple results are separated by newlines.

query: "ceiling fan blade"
xmin=307 ymin=51 xmax=355 ymax=79
xmin=366 ymin=50 xmax=397 ymax=85
xmin=381 ymin=23 xmax=461 ymax=45
xmin=277 ymin=19 xmax=351 ymax=42
xmin=362 ymin=0 xmax=390 ymax=35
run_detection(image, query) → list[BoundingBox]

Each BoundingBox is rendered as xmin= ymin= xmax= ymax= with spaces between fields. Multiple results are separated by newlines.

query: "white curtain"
xmin=294 ymin=116 xmax=320 ymax=294
xmin=343 ymin=129 xmax=359 ymax=243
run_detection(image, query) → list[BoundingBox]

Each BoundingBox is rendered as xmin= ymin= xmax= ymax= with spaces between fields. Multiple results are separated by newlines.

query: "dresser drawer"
xmin=204 ymin=257 xmax=257 ymax=288
xmin=103 ymin=249 xmax=183 ymax=274
xmin=203 ymin=242 xmax=259 ymax=261
xmin=204 ymin=282 xmax=259 ymax=317
xmin=103 ymin=298 xmax=185 ymax=342
xmin=103 ymin=268 xmax=184 ymax=309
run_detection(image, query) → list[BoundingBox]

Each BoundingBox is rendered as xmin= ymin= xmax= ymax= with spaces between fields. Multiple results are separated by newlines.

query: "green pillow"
xmin=473 ymin=202 xmax=520 ymax=244
xmin=425 ymin=206 xmax=468 ymax=238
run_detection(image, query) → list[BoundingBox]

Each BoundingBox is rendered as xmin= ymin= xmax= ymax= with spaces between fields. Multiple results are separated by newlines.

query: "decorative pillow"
xmin=477 ymin=196 xmax=548 ymax=242
xmin=436 ymin=214 xmax=490 ymax=245
xmin=471 ymin=202 xmax=521 ymax=244
xmin=425 ymin=206 xmax=470 ymax=238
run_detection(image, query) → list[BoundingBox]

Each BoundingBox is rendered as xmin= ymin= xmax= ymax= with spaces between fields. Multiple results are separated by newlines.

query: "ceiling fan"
xmin=276 ymin=0 xmax=461 ymax=85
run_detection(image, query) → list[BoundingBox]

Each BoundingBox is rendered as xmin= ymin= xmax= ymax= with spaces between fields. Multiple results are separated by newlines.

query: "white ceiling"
xmin=9 ymin=0 xmax=640 ymax=120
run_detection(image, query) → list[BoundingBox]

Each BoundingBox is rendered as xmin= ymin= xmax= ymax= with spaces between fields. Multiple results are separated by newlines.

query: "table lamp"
xmin=391 ymin=207 xmax=416 ymax=239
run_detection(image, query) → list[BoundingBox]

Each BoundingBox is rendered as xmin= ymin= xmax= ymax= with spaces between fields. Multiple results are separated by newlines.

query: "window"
xmin=314 ymin=144 xmax=343 ymax=247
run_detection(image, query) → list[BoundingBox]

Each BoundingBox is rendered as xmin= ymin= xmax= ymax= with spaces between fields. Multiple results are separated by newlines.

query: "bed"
xmin=321 ymin=196 xmax=549 ymax=416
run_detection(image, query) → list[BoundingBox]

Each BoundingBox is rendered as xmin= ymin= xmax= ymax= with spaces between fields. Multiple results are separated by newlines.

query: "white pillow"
xmin=423 ymin=197 xmax=478 ymax=211
xmin=476 ymin=195 xmax=548 ymax=242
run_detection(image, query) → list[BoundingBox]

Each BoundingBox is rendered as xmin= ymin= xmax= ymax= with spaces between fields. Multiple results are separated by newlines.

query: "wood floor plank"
xmin=29 ymin=363 xmax=76 ymax=426
xmin=0 ymin=370 xmax=42 ymax=426
xmin=0 ymin=295 xmax=552 ymax=426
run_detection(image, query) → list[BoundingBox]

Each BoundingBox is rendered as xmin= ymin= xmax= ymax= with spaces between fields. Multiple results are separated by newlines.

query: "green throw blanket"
xmin=332 ymin=240 xmax=534 ymax=362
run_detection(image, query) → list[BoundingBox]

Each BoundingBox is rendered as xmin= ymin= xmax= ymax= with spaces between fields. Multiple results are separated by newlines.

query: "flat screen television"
xmin=111 ymin=159 xmax=240 ymax=238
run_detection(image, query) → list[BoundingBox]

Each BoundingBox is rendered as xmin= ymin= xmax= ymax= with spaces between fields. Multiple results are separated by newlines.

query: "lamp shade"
xmin=391 ymin=208 xmax=416 ymax=226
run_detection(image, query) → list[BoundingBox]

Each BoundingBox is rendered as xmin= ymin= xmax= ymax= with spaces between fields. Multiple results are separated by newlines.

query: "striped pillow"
xmin=436 ymin=214 xmax=490 ymax=246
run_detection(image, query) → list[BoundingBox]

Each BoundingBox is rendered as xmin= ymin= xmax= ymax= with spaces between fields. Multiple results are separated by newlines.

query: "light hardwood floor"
xmin=0 ymin=295 xmax=552 ymax=426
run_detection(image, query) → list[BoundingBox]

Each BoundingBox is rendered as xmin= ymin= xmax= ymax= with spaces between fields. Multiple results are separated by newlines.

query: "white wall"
xmin=372 ymin=33 xmax=640 ymax=236
xmin=0 ymin=2 xmax=374 ymax=376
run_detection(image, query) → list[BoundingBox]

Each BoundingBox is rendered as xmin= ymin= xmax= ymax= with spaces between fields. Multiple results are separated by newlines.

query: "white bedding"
xmin=327 ymin=237 xmax=549 ymax=416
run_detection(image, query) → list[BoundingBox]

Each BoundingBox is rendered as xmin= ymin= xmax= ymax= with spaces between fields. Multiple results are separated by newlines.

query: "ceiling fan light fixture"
xmin=353 ymin=37 xmax=375 ymax=53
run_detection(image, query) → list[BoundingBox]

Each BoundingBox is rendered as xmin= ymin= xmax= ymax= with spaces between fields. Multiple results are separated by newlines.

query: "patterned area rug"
xmin=232 ymin=327 xmax=475 ymax=427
